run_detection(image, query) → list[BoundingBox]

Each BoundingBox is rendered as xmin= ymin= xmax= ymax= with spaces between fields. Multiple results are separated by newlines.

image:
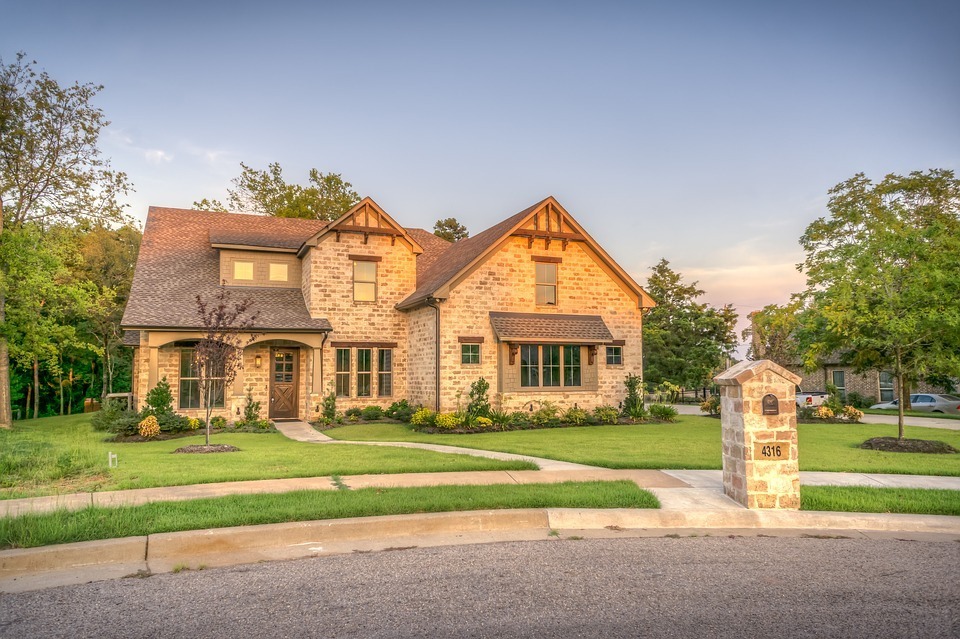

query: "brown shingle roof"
xmin=121 ymin=207 xmax=332 ymax=332
xmin=489 ymin=312 xmax=614 ymax=343
xmin=405 ymin=228 xmax=453 ymax=280
xmin=398 ymin=199 xmax=546 ymax=309
xmin=209 ymin=226 xmax=322 ymax=250
xmin=122 ymin=330 xmax=140 ymax=347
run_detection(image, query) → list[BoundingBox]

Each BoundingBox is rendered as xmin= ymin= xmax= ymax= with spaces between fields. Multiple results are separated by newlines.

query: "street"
xmin=1 ymin=536 xmax=956 ymax=638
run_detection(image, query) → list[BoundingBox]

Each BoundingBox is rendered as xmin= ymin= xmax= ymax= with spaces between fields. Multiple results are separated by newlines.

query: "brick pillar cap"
xmin=713 ymin=359 xmax=802 ymax=387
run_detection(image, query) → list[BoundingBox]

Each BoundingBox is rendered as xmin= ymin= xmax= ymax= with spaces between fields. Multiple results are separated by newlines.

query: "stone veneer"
xmin=715 ymin=360 xmax=802 ymax=510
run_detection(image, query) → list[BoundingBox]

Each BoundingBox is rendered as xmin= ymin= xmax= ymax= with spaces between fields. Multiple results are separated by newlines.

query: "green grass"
xmin=326 ymin=418 xmax=960 ymax=476
xmin=0 ymin=415 xmax=536 ymax=499
xmin=862 ymin=409 xmax=960 ymax=420
xmin=801 ymin=486 xmax=960 ymax=516
xmin=0 ymin=480 xmax=658 ymax=549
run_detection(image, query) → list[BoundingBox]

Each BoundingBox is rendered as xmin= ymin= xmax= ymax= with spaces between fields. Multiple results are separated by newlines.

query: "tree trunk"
xmin=58 ymin=367 xmax=64 ymax=416
xmin=102 ymin=338 xmax=110 ymax=399
xmin=897 ymin=374 xmax=907 ymax=440
xmin=32 ymin=355 xmax=39 ymax=419
xmin=0 ymin=205 xmax=12 ymax=428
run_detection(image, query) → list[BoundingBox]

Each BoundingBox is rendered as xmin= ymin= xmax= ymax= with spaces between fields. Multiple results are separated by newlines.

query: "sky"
xmin=4 ymin=0 xmax=959 ymax=352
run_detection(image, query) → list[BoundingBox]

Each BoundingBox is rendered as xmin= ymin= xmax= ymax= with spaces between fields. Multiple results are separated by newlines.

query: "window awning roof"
xmin=489 ymin=312 xmax=614 ymax=344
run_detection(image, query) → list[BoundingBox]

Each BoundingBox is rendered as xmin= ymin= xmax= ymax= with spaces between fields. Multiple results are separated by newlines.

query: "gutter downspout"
xmin=425 ymin=298 xmax=441 ymax=412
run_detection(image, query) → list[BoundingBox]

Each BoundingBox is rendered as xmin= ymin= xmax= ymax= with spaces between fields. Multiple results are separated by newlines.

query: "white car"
xmin=870 ymin=394 xmax=960 ymax=415
xmin=795 ymin=387 xmax=828 ymax=407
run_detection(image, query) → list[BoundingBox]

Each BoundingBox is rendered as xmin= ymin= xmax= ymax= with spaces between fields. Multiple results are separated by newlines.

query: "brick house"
xmin=121 ymin=196 xmax=655 ymax=421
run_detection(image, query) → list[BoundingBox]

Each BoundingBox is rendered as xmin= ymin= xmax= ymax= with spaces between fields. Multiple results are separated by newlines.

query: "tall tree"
xmin=798 ymin=169 xmax=960 ymax=438
xmin=195 ymin=162 xmax=360 ymax=220
xmin=194 ymin=289 xmax=259 ymax=446
xmin=0 ymin=53 xmax=130 ymax=426
xmin=433 ymin=217 xmax=469 ymax=242
xmin=643 ymin=259 xmax=738 ymax=389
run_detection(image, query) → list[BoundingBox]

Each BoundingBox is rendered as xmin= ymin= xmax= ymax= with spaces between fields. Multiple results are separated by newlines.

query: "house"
xmin=120 ymin=196 xmax=655 ymax=421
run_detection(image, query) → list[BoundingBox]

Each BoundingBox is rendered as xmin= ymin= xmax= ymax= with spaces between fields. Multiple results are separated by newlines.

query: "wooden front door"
xmin=269 ymin=348 xmax=298 ymax=419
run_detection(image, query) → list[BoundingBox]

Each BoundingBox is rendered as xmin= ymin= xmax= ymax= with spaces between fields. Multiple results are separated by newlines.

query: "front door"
xmin=270 ymin=348 xmax=298 ymax=419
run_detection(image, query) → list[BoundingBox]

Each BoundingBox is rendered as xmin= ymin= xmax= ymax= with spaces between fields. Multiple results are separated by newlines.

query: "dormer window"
xmin=234 ymin=261 xmax=254 ymax=280
xmin=269 ymin=263 xmax=288 ymax=282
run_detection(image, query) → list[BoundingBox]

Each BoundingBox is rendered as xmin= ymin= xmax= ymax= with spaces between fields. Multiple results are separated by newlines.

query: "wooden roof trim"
xmin=211 ymin=243 xmax=299 ymax=254
xmin=298 ymin=197 xmax=424 ymax=256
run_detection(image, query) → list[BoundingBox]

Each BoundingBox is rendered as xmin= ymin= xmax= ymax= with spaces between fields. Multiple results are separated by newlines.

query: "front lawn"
xmin=0 ymin=415 xmax=536 ymax=499
xmin=325 ymin=417 xmax=960 ymax=476
xmin=0 ymin=481 xmax=658 ymax=549
xmin=862 ymin=409 xmax=960 ymax=421
xmin=801 ymin=486 xmax=960 ymax=516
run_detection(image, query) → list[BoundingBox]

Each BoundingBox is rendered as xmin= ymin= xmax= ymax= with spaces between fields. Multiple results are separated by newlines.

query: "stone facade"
xmin=715 ymin=360 xmax=801 ymax=510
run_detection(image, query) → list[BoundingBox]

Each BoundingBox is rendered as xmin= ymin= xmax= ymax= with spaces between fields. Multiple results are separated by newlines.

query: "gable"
xmin=299 ymin=197 xmax=424 ymax=256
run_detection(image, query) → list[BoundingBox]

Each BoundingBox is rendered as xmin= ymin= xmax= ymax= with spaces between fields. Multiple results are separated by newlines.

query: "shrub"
xmin=143 ymin=377 xmax=174 ymax=416
xmin=157 ymin=412 xmax=190 ymax=432
xmin=508 ymin=411 xmax=530 ymax=426
xmin=623 ymin=374 xmax=644 ymax=416
xmin=410 ymin=407 xmax=435 ymax=426
xmin=386 ymin=399 xmax=414 ymax=422
xmin=322 ymin=392 xmax=337 ymax=420
xmin=210 ymin=415 xmax=227 ymax=429
xmin=563 ymin=407 xmax=589 ymax=425
xmin=475 ymin=416 xmax=493 ymax=428
xmin=530 ymin=402 xmax=560 ymax=427
xmin=592 ymin=405 xmax=620 ymax=425
xmin=845 ymin=392 xmax=876 ymax=409
xmin=434 ymin=412 xmax=460 ymax=429
xmin=467 ymin=378 xmax=491 ymax=418
xmin=360 ymin=405 xmax=384 ymax=420
xmin=344 ymin=407 xmax=362 ymax=419
xmin=700 ymin=395 xmax=721 ymax=416
xmin=138 ymin=415 xmax=160 ymax=439
xmin=841 ymin=405 xmax=863 ymax=422
xmin=240 ymin=390 xmax=262 ymax=424
xmin=91 ymin=399 xmax=131 ymax=432
xmin=649 ymin=404 xmax=678 ymax=421
xmin=814 ymin=405 xmax=834 ymax=420
xmin=187 ymin=417 xmax=201 ymax=430
xmin=625 ymin=403 xmax=648 ymax=421
xmin=488 ymin=409 xmax=511 ymax=427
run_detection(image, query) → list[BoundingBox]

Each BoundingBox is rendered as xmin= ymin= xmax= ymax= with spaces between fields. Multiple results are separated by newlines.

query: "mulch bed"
xmin=860 ymin=437 xmax=958 ymax=454
xmin=172 ymin=444 xmax=241 ymax=454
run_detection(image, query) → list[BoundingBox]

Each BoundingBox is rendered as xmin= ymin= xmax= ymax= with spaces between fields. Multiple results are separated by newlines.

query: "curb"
xmin=2 ymin=508 xmax=959 ymax=593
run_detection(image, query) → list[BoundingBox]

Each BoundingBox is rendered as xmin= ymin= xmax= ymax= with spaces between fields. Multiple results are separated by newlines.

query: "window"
xmin=378 ymin=349 xmax=393 ymax=397
xmin=606 ymin=346 xmax=623 ymax=365
xmin=234 ymin=261 xmax=253 ymax=280
xmin=335 ymin=348 xmax=350 ymax=397
xmin=879 ymin=372 xmax=895 ymax=402
xmin=832 ymin=370 xmax=846 ymax=401
xmin=179 ymin=348 xmax=224 ymax=409
xmin=269 ymin=263 xmax=288 ymax=282
xmin=535 ymin=262 xmax=557 ymax=306
xmin=520 ymin=344 xmax=582 ymax=388
xmin=357 ymin=349 xmax=372 ymax=397
xmin=354 ymin=261 xmax=377 ymax=301
xmin=461 ymin=344 xmax=481 ymax=365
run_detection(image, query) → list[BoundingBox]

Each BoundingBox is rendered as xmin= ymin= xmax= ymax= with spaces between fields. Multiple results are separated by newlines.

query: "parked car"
xmin=795 ymin=386 xmax=828 ymax=407
xmin=870 ymin=394 xmax=960 ymax=415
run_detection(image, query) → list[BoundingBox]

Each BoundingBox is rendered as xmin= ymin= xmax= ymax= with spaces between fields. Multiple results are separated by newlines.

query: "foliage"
xmin=194 ymin=162 xmax=360 ymax=221
xmin=236 ymin=390 xmax=271 ymax=430
xmin=648 ymin=404 xmax=679 ymax=421
xmin=623 ymin=374 xmax=644 ymax=417
xmin=386 ymin=399 xmax=414 ymax=422
xmin=844 ymin=392 xmax=876 ymax=410
xmin=90 ymin=399 xmax=129 ymax=431
xmin=433 ymin=217 xmax=469 ymax=242
xmin=488 ymin=409 xmax=511 ymax=427
xmin=410 ymin=407 xmax=435 ymax=426
xmin=344 ymin=407 xmax=362 ymax=419
xmin=360 ymin=405 xmax=383 ymax=420
xmin=187 ymin=417 xmax=201 ymax=430
xmin=592 ymin=405 xmax=620 ymax=425
xmin=563 ymin=407 xmax=589 ymax=425
xmin=137 ymin=415 xmax=160 ymax=439
xmin=143 ymin=377 xmax=174 ymax=416
xmin=433 ymin=413 xmax=460 ymax=429
xmin=467 ymin=377 xmax=490 ymax=418
xmin=210 ymin=416 xmax=227 ymax=430
xmin=624 ymin=403 xmax=648 ymax=421
xmin=699 ymin=395 xmax=721 ymax=416
xmin=796 ymin=169 xmax=960 ymax=439
xmin=508 ymin=411 xmax=530 ymax=426
xmin=193 ymin=289 xmax=259 ymax=445
xmin=643 ymin=259 xmax=738 ymax=389
xmin=530 ymin=402 xmax=560 ymax=427
xmin=322 ymin=392 xmax=337 ymax=421
xmin=475 ymin=417 xmax=493 ymax=428
xmin=841 ymin=406 xmax=864 ymax=422
xmin=813 ymin=405 xmax=835 ymax=420
xmin=742 ymin=300 xmax=802 ymax=365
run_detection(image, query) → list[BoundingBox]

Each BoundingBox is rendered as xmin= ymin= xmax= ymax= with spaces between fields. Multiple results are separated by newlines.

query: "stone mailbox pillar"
xmin=713 ymin=360 xmax=802 ymax=510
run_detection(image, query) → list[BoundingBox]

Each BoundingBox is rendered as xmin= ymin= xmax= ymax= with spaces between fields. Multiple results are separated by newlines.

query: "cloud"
xmin=144 ymin=149 xmax=173 ymax=164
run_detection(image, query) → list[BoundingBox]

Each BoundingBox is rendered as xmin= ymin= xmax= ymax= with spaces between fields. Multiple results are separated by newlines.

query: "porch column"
xmin=312 ymin=347 xmax=322 ymax=394
xmin=147 ymin=346 xmax=159 ymax=390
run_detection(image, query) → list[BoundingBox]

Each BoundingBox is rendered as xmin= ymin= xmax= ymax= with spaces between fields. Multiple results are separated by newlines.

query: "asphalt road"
xmin=1 ymin=537 xmax=957 ymax=639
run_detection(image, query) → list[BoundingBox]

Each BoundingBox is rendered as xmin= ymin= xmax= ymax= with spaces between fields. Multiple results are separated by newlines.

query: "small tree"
xmin=194 ymin=289 xmax=259 ymax=446
xmin=433 ymin=217 xmax=469 ymax=242
xmin=467 ymin=377 xmax=490 ymax=418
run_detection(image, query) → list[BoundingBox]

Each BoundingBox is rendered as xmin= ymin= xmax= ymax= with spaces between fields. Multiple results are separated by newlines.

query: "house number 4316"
xmin=754 ymin=442 xmax=790 ymax=461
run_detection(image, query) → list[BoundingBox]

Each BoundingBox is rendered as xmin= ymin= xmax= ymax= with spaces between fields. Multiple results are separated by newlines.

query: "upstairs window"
xmin=354 ymin=261 xmax=377 ymax=302
xmin=535 ymin=262 xmax=557 ymax=306
xmin=269 ymin=263 xmax=288 ymax=282
xmin=234 ymin=261 xmax=254 ymax=281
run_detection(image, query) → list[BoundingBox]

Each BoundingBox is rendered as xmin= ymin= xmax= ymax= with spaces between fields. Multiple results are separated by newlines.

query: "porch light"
xmin=254 ymin=355 xmax=262 ymax=368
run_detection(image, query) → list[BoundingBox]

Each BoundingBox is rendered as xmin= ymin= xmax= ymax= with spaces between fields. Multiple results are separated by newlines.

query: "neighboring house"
xmin=121 ymin=196 xmax=655 ymax=421
xmin=788 ymin=365 xmax=946 ymax=404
